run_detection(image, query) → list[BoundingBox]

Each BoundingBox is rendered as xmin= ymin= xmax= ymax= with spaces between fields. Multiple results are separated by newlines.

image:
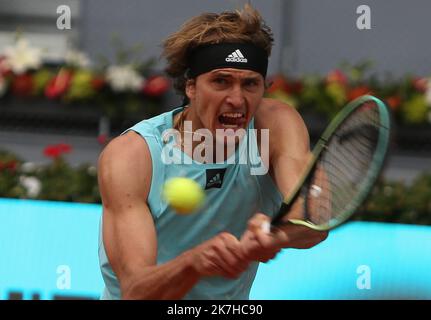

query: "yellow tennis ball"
xmin=163 ymin=177 xmax=205 ymax=214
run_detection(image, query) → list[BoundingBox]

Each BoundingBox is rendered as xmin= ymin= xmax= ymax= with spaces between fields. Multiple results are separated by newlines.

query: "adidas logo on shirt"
xmin=225 ymin=49 xmax=248 ymax=63
xmin=207 ymin=174 xmax=221 ymax=187
xmin=205 ymin=168 xmax=227 ymax=189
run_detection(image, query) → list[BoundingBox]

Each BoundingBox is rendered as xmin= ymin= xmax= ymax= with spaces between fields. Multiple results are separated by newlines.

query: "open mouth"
xmin=218 ymin=112 xmax=246 ymax=129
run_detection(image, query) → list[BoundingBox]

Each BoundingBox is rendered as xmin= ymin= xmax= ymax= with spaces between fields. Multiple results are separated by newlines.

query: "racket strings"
xmin=304 ymin=102 xmax=383 ymax=225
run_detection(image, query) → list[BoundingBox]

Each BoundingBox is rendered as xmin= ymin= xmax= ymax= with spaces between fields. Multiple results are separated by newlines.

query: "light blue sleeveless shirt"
xmin=99 ymin=107 xmax=283 ymax=299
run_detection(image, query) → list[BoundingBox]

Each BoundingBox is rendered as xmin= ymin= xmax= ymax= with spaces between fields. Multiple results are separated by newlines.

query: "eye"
xmin=243 ymin=79 xmax=260 ymax=88
xmin=213 ymin=77 xmax=228 ymax=85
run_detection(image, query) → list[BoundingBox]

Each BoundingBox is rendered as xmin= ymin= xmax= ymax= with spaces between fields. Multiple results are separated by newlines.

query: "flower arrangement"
xmin=2 ymin=36 xmax=429 ymax=127
xmin=358 ymin=173 xmax=431 ymax=225
xmin=0 ymin=146 xmax=100 ymax=203
xmin=266 ymin=61 xmax=431 ymax=125
xmin=0 ymin=36 xmax=171 ymax=121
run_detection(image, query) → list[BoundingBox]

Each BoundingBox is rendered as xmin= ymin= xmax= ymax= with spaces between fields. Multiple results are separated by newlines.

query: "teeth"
xmin=221 ymin=124 xmax=238 ymax=128
xmin=221 ymin=113 xmax=243 ymax=118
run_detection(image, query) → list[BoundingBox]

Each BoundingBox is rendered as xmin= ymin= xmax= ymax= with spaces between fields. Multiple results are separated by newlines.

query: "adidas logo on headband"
xmin=188 ymin=43 xmax=267 ymax=78
xmin=225 ymin=49 xmax=248 ymax=63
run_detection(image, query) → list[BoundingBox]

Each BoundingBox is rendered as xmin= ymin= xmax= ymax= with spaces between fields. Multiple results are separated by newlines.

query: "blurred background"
xmin=0 ymin=0 xmax=430 ymax=300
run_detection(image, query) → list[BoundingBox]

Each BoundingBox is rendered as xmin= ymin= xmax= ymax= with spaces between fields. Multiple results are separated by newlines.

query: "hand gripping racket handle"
xmin=271 ymin=176 xmax=313 ymax=227
xmin=271 ymin=202 xmax=293 ymax=226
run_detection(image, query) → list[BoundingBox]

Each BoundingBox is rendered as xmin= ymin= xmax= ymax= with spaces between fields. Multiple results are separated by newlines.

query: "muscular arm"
xmin=256 ymin=98 xmax=311 ymax=202
xmin=259 ymin=99 xmax=331 ymax=224
xmin=246 ymin=98 xmax=327 ymax=253
xmin=99 ymin=132 xmax=200 ymax=299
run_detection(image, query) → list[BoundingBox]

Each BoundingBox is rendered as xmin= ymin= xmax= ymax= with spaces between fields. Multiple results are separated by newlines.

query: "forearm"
xmin=122 ymin=250 xmax=201 ymax=300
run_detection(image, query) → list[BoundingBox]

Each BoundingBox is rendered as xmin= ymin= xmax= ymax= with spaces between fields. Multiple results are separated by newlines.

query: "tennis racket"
xmin=271 ymin=95 xmax=391 ymax=231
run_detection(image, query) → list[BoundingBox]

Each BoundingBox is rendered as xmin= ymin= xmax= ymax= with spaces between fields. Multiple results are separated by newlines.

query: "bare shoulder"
xmin=98 ymin=131 xmax=152 ymax=208
xmin=254 ymin=98 xmax=310 ymax=164
xmin=99 ymin=131 xmax=151 ymax=166
xmin=255 ymin=98 xmax=309 ymax=143
xmin=255 ymin=98 xmax=306 ymax=129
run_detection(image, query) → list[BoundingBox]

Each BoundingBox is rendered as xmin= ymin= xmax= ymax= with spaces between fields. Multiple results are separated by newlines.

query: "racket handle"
xmin=271 ymin=202 xmax=293 ymax=226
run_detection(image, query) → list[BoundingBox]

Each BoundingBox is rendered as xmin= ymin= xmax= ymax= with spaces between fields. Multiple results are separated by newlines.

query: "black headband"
xmin=187 ymin=43 xmax=269 ymax=79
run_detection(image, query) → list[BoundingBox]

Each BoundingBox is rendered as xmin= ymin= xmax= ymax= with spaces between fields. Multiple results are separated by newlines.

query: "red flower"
xmin=57 ymin=143 xmax=72 ymax=154
xmin=91 ymin=76 xmax=106 ymax=91
xmin=44 ymin=145 xmax=61 ymax=159
xmin=386 ymin=95 xmax=402 ymax=110
xmin=45 ymin=69 xmax=73 ymax=99
xmin=142 ymin=76 xmax=170 ymax=97
xmin=97 ymin=134 xmax=107 ymax=145
xmin=289 ymin=80 xmax=303 ymax=95
xmin=43 ymin=143 xmax=72 ymax=159
xmin=11 ymin=73 xmax=34 ymax=97
xmin=412 ymin=77 xmax=428 ymax=93
xmin=347 ymin=85 xmax=372 ymax=101
xmin=326 ymin=69 xmax=348 ymax=86
xmin=0 ymin=160 xmax=16 ymax=172
xmin=265 ymin=75 xmax=303 ymax=96
xmin=5 ymin=160 xmax=17 ymax=172
xmin=266 ymin=74 xmax=288 ymax=94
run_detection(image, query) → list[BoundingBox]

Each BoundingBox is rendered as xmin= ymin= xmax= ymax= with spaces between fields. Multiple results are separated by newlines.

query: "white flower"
xmin=65 ymin=49 xmax=90 ymax=68
xmin=2 ymin=38 xmax=42 ymax=74
xmin=21 ymin=162 xmax=38 ymax=173
xmin=87 ymin=166 xmax=97 ymax=176
xmin=0 ymin=76 xmax=6 ymax=97
xmin=19 ymin=176 xmax=42 ymax=198
xmin=106 ymin=65 xmax=144 ymax=92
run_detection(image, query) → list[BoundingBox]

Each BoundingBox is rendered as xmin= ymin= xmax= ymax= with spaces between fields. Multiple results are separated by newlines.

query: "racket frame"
xmin=271 ymin=95 xmax=391 ymax=231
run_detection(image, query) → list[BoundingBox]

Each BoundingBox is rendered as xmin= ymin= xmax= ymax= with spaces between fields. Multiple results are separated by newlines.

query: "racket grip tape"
xmin=271 ymin=201 xmax=293 ymax=226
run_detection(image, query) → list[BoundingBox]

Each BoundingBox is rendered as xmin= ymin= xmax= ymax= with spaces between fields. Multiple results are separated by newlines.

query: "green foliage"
xmin=0 ymin=149 xmax=100 ymax=203
xmin=400 ymin=94 xmax=428 ymax=124
xmin=267 ymin=61 xmax=431 ymax=126
xmin=65 ymin=70 xmax=96 ymax=101
xmin=358 ymin=174 xmax=431 ymax=225
xmin=1 ymin=147 xmax=430 ymax=225
xmin=0 ymin=150 xmax=26 ymax=198
xmin=32 ymin=69 xmax=53 ymax=95
xmin=404 ymin=173 xmax=431 ymax=224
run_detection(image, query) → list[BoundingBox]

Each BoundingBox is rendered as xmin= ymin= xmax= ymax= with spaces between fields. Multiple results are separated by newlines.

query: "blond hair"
xmin=162 ymin=4 xmax=274 ymax=98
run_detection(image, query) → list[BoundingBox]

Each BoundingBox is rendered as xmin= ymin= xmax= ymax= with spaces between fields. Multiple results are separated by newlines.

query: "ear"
xmin=185 ymin=79 xmax=196 ymax=100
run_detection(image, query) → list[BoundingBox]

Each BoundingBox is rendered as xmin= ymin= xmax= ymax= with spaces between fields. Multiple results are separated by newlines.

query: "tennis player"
xmin=98 ymin=4 xmax=328 ymax=300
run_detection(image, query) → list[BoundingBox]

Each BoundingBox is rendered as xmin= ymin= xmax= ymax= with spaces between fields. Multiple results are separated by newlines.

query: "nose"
xmin=225 ymin=85 xmax=245 ymax=109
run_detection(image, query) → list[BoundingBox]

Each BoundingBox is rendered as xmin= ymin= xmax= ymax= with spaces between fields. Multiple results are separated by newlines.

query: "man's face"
xmin=185 ymin=68 xmax=265 ymax=136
